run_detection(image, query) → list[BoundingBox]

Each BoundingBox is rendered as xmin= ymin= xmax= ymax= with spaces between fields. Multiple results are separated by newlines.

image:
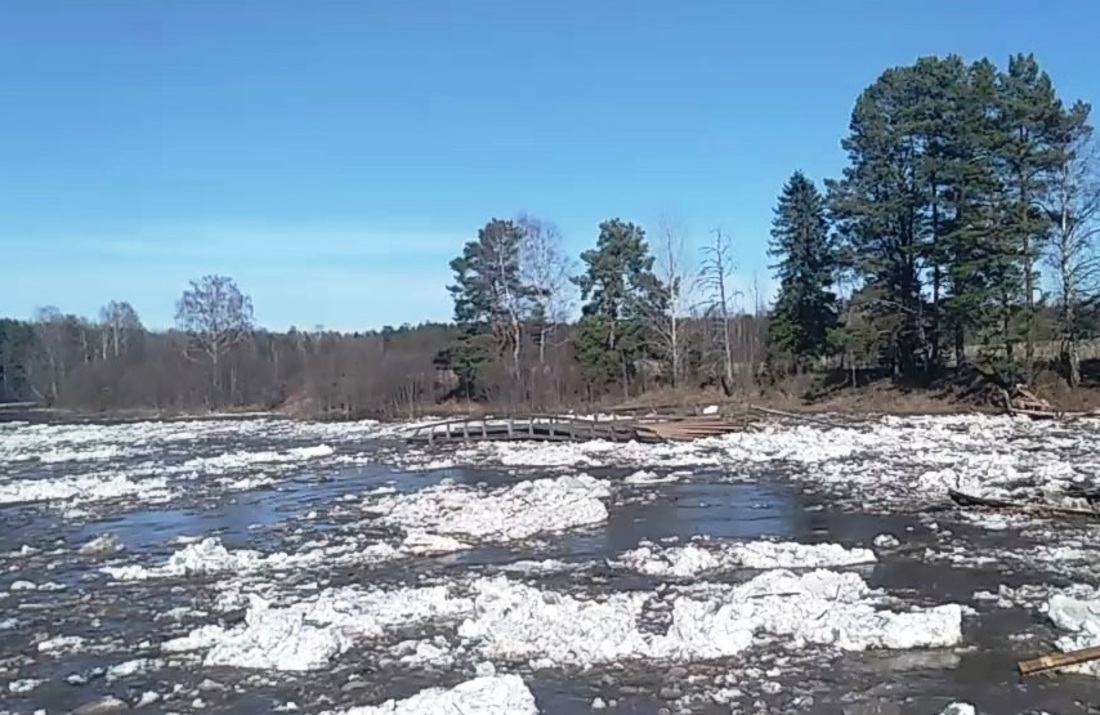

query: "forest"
xmin=2 ymin=53 xmax=1099 ymax=418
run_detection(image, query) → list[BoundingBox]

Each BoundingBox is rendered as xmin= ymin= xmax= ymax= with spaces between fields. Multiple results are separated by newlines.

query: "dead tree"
xmin=697 ymin=228 xmax=739 ymax=389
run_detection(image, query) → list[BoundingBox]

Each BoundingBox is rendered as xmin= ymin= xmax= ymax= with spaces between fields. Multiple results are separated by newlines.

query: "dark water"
xmin=1 ymin=455 xmax=1098 ymax=715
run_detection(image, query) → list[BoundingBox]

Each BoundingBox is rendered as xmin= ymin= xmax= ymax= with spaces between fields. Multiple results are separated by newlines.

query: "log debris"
xmin=1019 ymin=644 xmax=1100 ymax=676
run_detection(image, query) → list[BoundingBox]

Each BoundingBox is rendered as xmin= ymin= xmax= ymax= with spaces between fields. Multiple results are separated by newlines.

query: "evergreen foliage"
xmin=766 ymin=171 xmax=838 ymax=371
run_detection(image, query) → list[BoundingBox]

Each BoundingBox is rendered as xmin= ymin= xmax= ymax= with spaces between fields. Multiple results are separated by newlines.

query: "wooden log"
xmin=1019 ymin=644 xmax=1100 ymax=676
xmin=748 ymin=404 xmax=844 ymax=430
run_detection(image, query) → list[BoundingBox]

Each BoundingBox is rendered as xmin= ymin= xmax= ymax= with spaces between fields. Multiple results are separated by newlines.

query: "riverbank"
xmin=6 ymin=374 xmax=1100 ymax=425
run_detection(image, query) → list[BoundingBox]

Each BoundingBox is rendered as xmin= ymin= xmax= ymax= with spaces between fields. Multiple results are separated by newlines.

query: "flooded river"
xmin=1 ymin=413 xmax=1098 ymax=714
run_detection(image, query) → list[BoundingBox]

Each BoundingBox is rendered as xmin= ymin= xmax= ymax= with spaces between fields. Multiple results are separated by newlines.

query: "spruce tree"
xmin=766 ymin=171 xmax=838 ymax=370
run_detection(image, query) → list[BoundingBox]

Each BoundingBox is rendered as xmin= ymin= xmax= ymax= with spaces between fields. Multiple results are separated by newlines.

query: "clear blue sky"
xmin=3 ymin=1 xmax=1098 ymax=332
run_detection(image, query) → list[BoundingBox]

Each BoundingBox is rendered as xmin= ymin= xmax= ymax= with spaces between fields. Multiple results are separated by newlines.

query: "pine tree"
xmin=442 ymin=218 xmax=530 ymax=400
xmin=994 ymin=53 xmax=1069 ymax=364
xmin=827 ymin=64 xmax=929 ymax=378
xmin=827 ymin=53 xmax=1091 ymax=381
xmin=766 ymin=171 xmax=838 ymax=370
xmin=572 ymin=219 xmax=669 ymax=395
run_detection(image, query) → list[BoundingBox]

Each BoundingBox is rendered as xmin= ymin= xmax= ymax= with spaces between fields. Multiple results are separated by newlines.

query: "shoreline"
xmin=0 ymin=393 xmax=1035 ymax=426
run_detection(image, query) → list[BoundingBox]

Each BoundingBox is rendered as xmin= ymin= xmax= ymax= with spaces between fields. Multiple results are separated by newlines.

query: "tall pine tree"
xmin=766 ymin=171 xmax=838 ymax=371
xmin=828 ymin=53 xmax=1092 ymax=381
xmin=441 ymin=218 xmax=530 ymax=400
xmin=572 ymin=219 xmax=669 ymax=396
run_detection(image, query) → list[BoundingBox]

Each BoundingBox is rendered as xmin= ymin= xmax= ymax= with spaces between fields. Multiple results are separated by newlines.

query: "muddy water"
xmin=1 ymin=454 xmax=1098 ymax=714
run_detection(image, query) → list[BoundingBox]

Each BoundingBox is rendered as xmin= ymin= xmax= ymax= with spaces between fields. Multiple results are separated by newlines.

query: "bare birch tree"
xmin=697 ymin=228 xmax=739 ymax=392
xmin=646 ymin=214 xmax=690 ymax=387
xmin=32 ymin=306 xmax=67 ymax=404
xmin=98 ymin=300 xmax=143 ymax=360
xmin=1044 ymin=124 xmax=1100 ymax=387
xmin=517 ymin=213 xmax=575 ymax=364
xmin=490 ymin=233 xmax=525 ymax=382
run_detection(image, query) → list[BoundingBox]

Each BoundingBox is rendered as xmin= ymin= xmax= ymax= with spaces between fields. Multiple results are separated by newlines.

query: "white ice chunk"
xmin=369 ymin=473 xmax=610 ymax=542
xmin=322 ymin=674 xmax=539 ymax=715
xmin=619 ymin=539 xmax=876 ymax=578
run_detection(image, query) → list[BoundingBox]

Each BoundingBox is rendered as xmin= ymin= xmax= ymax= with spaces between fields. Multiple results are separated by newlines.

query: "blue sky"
xmin=3 ymin=0 xmax=1099 ymax=332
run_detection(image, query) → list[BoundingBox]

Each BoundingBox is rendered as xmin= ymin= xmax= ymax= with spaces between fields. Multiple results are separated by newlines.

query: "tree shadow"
xmin=1078 ymin=358 xmax=1100 ymax=388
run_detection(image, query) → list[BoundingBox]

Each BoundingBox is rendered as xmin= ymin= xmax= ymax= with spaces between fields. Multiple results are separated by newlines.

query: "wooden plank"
xmin=1019 ymin=645 xmax=1100 ymax=676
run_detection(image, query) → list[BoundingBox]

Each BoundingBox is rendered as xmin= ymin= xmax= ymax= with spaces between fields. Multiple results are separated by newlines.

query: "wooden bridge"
xmin=404 ymin=413 xmax=752 ymax=446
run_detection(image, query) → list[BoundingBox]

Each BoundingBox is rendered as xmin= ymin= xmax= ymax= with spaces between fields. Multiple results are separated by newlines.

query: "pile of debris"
xmin=1000 ymin=383 xmax=1056 ymax=418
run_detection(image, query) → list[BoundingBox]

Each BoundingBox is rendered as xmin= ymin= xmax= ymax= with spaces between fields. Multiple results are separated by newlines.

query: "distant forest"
xmin=3 ymin=52 xmax=1100 ymax=417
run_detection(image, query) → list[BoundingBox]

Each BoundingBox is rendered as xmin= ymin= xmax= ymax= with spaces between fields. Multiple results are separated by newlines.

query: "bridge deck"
xmin=404 ymin=414 xmax=748 ymax=445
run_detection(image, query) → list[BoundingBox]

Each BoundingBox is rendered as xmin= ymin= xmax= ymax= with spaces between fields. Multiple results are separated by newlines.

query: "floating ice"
xmin=939 ymin=703 xmax=976 ymax=715
xmin=618 ymin=538 xmax=877 ymax=578
xmin=322 ymin=674 xmax=539 ymax=715
xmin=368 ymin=473 xmax=611 ymax=542
xmin=1043 ymin=593 xmax=1100 ymax=676
xmin=163 ymin=584 xmax=472 ymax=671
xmin=0 ymin=417 xmax=379 ymax=514
xmin=396 ymin=414 xmax=1100 ymax=510
xmin=102 ymin=536 xmax=400 ymax=581
xmin=456 ymin=570 xmax=962 ymax=669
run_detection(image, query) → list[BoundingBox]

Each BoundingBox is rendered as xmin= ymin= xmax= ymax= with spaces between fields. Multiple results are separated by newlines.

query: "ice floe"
xmin=457 ymin=570 xmax=962 ymax=668
xmin=101 ymin=535 xmax=400 ymax=581
xmin=367 ymin=473 xmax=611 ymax=543
xmin=162 ymin=568 xmax=962 ymax=673
xmin=0 ymin=417 xmax=390 ymax=515
xmin=163 ymin=584 xmax=471 ymax=671
xmin=322 ymin=674 xmax=539 ymax=715
xmin=1041 ymin=592 xmax=1100 ymax=677
xmin=617 ymin=538 xmax=877 ymax=578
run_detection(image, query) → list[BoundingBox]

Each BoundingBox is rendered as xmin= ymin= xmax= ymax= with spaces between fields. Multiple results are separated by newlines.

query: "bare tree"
xmin=99 ymin=300 xmax=143 ymax=360
xmin=647 ymin=214 xmax=690 ymax=387
xmin=517 ymin=213 xmax=575 ymax=364
xmin=1044 ymin=129 xmax=1100 ymax=387
xmin=750 ymin=271 xmax=763 ymax=378
xmin=32 ymin=306 xmax=66 ymax=403
xmin=697 ymin=228 xmax=739 ymax=392
xmin=490 ymin=231 xmax=525 ymax=383
xmin=175 ymin=275 xmax=255 ymax=401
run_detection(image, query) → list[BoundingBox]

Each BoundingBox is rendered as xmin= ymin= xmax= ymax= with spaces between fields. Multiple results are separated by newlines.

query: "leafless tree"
xmin=1044 ymin=130 xmax=1100 ymax=387
xmin=98 ymin=300 xmax=143 ymax=360
xmin=646 ymin=214 xmax=690 ymax=387
xmin=489 ymin=230 xmax=525 ymax=383
xmin=517 ymin=213 xmax=575 ymax=364
xmin=175 ymin=275 xmax=254 ymax=401
xmin=697 ymin=228 xmax=739 ymax=390
xmin=32 ymin=306 xmax=67 ymax=403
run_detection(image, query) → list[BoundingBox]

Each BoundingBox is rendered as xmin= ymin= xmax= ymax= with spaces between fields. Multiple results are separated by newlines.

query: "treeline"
xmin=0 ymin=288 xmax=768 ymax=416
xmin=3 ymin=52 xmax=1100 ymax=417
